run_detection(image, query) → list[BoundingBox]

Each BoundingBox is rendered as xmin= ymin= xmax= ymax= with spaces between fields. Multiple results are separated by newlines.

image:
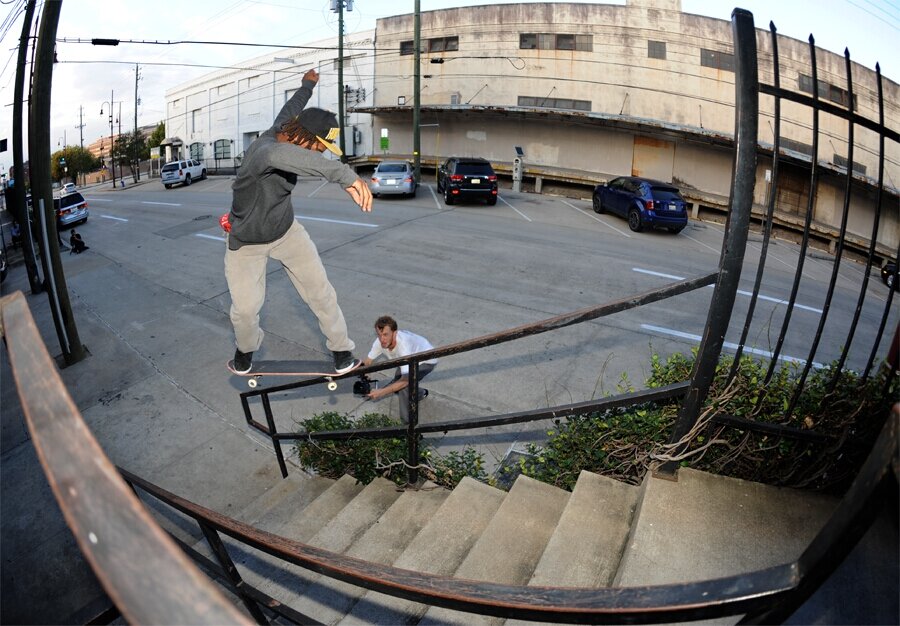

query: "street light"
xmin=100 ymin=90 xmax=118 ymax=188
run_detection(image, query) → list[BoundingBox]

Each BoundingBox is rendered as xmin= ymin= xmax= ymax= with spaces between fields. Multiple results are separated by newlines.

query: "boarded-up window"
xmin=700 ymin=48 xmax=734 ymax=72
xmin=648 ymin=40 xmax=666 ymax=60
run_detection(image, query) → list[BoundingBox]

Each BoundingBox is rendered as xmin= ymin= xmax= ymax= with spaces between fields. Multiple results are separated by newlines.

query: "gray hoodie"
xmin=228 ymin=77 xmax=359 ymax=250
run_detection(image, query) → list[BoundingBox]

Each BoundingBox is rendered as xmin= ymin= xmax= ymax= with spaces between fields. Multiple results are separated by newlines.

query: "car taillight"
xmin=371 ymin=177 xmax=379 ymax=183
xmin=488 ymin=175 xmax=497 ymax=181
xmin=450 ymin=174 xmax=463 ymax=181
xmin=404 ymin=176 xmax=413 ymax=183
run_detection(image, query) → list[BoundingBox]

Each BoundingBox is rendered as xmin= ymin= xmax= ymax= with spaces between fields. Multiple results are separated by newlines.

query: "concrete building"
xmin=164 ymin=30 xmax=375 ymax=167
xmin=164 ymin=0 xmax=899 ymax=256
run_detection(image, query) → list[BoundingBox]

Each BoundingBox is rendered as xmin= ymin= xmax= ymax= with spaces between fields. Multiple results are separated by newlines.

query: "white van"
xmin=161 ymin=159 xmax=207 ymax=189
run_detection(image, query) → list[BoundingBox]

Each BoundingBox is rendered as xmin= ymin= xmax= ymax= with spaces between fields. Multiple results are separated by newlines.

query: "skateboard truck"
xmin=247 ymin=376 xmax=339 ymax=390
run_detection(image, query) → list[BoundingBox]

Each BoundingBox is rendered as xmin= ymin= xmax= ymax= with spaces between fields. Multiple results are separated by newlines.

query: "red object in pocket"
xmin=219 ymin=213 xmax=231 ymax=232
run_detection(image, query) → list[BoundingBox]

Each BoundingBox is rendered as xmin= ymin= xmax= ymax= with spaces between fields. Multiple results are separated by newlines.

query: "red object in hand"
xmin=219 ymin=213 xmax=231 ymax=232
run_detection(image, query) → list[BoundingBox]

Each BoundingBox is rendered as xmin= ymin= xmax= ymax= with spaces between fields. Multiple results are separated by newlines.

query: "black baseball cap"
xmin=296 ymin=108 xmax=342 ymax=157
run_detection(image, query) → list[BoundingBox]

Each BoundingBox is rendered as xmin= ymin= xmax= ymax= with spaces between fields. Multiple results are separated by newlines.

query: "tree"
xmin=115 ymin=130 xmax=147 ymax=181
xmin=51 ymin=145 xmax=100 ymax=183
xmin=148 ymin=121 xmax=165 ymax=149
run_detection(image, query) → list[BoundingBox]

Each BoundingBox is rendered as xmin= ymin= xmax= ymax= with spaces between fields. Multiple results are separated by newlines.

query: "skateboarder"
xmin=224 ymin=68 xmax=372 ymax=374
xmin=362 ymin=316 xmax=437 ymax=422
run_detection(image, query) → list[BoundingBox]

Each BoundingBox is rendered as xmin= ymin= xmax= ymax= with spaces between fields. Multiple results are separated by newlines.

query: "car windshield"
xmin=161 ymin=163 xmax=179 ymax=172
xmin=457 ymin=163 xmax=493 ymax=175
xmin=378 ymin=164 xmax=407 ymax=173
xmin=650 ymin=185 xmax=682 ymax=201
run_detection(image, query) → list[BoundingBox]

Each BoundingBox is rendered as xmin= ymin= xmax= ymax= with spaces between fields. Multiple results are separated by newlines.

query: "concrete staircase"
xmin=140 ymin=467 xmax=841 ymax=625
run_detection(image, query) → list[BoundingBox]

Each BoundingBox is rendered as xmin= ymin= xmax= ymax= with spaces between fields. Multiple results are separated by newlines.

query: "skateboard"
xmin=227 ymin=359 xmax=361 ymax=389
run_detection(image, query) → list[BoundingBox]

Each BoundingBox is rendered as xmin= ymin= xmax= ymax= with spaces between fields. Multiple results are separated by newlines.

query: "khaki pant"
xmin=224 ymin=220 xmax=354 ymax=355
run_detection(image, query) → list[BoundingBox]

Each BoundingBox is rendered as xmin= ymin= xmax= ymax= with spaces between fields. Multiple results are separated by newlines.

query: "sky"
xmin=0 ymin=0 xmax=897 ymax=169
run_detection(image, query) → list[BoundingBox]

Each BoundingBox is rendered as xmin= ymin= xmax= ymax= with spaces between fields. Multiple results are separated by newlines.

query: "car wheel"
xmin=201 ymin=169 xmax=207 ymax=180
xmin=593 ymin=195 xmax=604 ymax=214
xmin=487 ymin=196 xmax=497 ymax=206
xmin=184 ymin=174 xmax=192 ymax=186
xmin=628 ymin=208 xmax=644 ymax=232
xmin=164 ymin=184 xmax=172 ymax=189
xmin=444 ymin=187 xmax=455 ymax=205
xmin=436 ymin=178 xmax=443 ymax=193
xmin=887 ymin=273 xmax=896 ymax=290
xmin=409 ymin=187 xmax=417 ymax=198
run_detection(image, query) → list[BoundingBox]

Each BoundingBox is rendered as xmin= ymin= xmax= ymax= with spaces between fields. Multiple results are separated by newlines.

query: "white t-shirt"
xmin=367 ymin=330 xmax=437 ymax=375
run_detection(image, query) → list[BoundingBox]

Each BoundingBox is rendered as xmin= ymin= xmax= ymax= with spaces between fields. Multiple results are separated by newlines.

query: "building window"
xmin=700 ymin=48 xmax=735 ymax=72
xmin=190 ymin=109 xmax=201 ymax=133
xmin=799 ymin=74 xmax=857 ymax=111
xmin=518 ymin=95 xmax=591 ymax=111
xmin=520 ymin=33 xmax=592 ymax=52
xmin=780 ymin=137 xmax=812 ymax=156
xmin=214 ymin=139 xmax=231 ymax=159
xmin=427 ymin=36 xmax=458 ymax=53
xmin=648 ymin=40 xmax=666 ymax=60
xmin=833 ymin=153 xmax=866 ymax=175
xmin=450 ymin=92 xmax=461 ymax=105
xmin=400 ymin=40 xmax=415 ymax=56
xmin=189 ymin=142 xmax=203 ymax=159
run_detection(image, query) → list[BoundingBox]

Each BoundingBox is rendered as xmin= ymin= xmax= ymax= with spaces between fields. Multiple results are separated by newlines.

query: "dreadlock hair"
xmin=280 ymin=116 xmax=319 ymax=146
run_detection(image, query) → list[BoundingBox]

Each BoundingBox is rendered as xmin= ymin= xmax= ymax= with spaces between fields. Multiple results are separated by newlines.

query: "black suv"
xmin=436 ymin=157 xmax=498 ymax=205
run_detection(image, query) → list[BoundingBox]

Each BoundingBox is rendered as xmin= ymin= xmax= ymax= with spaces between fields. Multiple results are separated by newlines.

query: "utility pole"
xmin=117 ymin=101 xmax=123 ymax=184
xmin=102 ymin=90 xmax=116 ymax=188
xmin=134 ymin=63 xmax=141 ymax=181
xmin=30 ymin=0 xmax=87 ymax=365
xmin=11 ymin=0 xmax=42 ymax=294
xmin=75 ymin=105 xmax=85 ymax=149
xmin=332 ymin=0 xmax=353 ymax=161
xmin=413 ymin=0 xmax=421 ymax=183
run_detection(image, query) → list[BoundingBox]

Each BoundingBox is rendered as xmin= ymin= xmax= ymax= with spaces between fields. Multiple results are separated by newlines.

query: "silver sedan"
xmin=369 ymin=161 xmax=417 ymax=197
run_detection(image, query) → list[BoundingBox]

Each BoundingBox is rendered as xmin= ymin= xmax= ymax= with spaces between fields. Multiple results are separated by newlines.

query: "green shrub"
xmin=517 ymin=353 xmax=895 ymax=494
xmin=294 ymin=412 xmax=487 ymax=489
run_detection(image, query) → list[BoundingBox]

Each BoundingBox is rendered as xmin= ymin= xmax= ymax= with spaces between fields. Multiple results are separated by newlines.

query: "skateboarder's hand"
xmin=345 ymin=179 xmax=373 ymax=212
xmin=366 ymin=387 xmax=386 ymax=401
xmin=302 ymin=69 xmax=319 ymax=84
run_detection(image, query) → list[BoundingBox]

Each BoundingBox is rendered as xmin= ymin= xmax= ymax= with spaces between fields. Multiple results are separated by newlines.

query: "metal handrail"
xmin=0 ymin=291 xmax=251 ymax=626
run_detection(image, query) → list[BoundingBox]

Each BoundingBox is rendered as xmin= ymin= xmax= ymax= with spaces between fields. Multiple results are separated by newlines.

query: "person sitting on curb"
xmin=69 ymin=229 xmax=89 ymax=254
xmin=362 ymin=315 xmax=438 ymax=423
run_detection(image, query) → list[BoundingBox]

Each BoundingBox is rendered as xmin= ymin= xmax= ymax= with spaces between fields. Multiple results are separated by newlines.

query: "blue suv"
xmin=593 ymin=176 xmax=688 ymax=233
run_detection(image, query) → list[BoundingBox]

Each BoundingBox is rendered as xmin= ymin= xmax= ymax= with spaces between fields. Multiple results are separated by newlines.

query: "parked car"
xmin=369 ymin=161 xmax=417 ymax=197
xmin=593 ymin=176 xmax=689 ymax=233
xmin=161 ymin=159 xmax=207 ymax=189
xmin=881 ymin=260 xmax=898 ymax=291
xmin=62 ymin=182 xmax=77 ymax=194
xmin=54 ymin=191 xmax=88 ymax=227
xmin=436 ymin=157 xmax=498 ymax=205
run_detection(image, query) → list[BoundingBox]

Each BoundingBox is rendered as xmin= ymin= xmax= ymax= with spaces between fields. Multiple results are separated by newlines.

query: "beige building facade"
xmin=364 ymin=0 xmax=898 ymax=254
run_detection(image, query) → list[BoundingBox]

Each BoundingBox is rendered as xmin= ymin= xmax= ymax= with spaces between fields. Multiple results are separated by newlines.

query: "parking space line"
xmin=294 ymin=215 xmax=378 ymax=228
xmin=307 ymin=181 xmax=330 ymax=197
xmin=561 ymin=199 xmax=632 ymax=238
xmin=499 ymin=195 xmax=532 ymax=222
xmin=142 ymin=201 xmax=181 ymax=207
xmin=84 ymin=197 xmax=112 ymax=202
xmin=100 ymin=214 xmax=128 ymax=222
xmin=641 ymin=323 xmax=825 ymax=369
xmin=681 ymin=232 xmax=720 ymax=254
xmin=427 ymin=184 xmax=443 ymax=210
xmin=632 ymin=267 xmax=824 ymax=313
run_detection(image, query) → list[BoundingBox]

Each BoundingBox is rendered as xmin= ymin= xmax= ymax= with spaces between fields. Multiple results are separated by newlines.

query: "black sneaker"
xmin=332 ymin=350 xmax=358 ymax=374
xmin=419 ymin=388 xmax=429 ymax=401
xmin=231 ymin=349 xmax=253 ymax=374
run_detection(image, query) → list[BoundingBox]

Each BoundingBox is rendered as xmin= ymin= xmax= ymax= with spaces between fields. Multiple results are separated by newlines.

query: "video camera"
xmin=353 ymin=374 xmax=374 ymax=396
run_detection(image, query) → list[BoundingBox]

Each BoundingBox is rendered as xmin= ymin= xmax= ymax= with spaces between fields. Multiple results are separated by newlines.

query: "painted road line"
xmin=428 ymin=184 xmax=443 ymax=210
xmin=561 ymin=200 xmax=632 ymax=238
xmin=632 ymin=267 xmax=824 ymax=314
xmin=84 ymin=197 xmax=112 ymax=202
xmin=499 ymin=195 xmax=533 ymax=222
xmin=195 ymin=233 xmax=226 ymax=242
xmin=142 ymin=201 xmax=181 ymax=206
xmin=640 ymin=324 xmax=825 ymax=369
xmin=308 ymin=180 xmax=330 ymax=197
xmin=295 ymin=215 xmax=378 ymax=228
xmin=99 ymin=214 xmax=128 ymax=222
xmin=681 ymin=231 xmax=720 ymax=254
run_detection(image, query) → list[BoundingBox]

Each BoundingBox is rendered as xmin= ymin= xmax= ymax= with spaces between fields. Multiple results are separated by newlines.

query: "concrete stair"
xmin=140 ymin=467 xmax=845 ymax=625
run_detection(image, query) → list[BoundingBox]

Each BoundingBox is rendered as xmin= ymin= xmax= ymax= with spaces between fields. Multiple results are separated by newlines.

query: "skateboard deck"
xmin=227 ymin=359 xmax=361 ymax=389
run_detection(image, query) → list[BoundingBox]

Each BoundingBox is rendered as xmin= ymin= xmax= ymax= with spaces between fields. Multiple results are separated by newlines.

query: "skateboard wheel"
xmin=327 ymin=381 xmax=338 ymax=392
xmin=248 ymin=378 xmax=258 ymax=388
